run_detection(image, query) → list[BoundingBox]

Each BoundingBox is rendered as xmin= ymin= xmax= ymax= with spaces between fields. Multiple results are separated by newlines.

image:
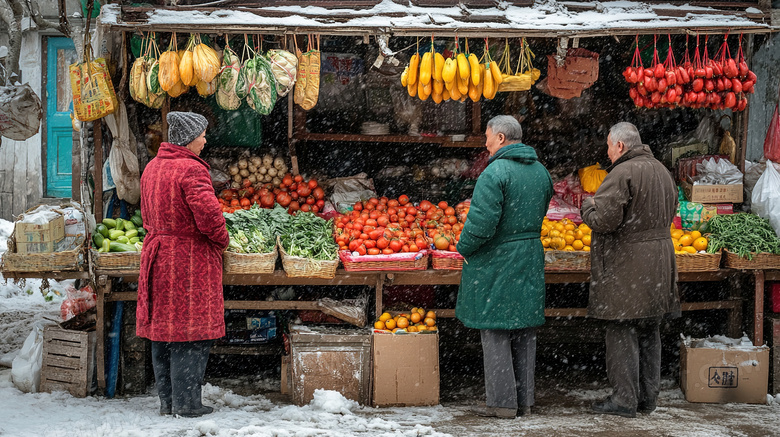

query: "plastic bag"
xmin=61 ymin=285 xmax=97 ymax=321
xmin=69 ymin=43 xmax=118 ymax=122
xmin=11 ymin=323 xmax=45 ymax=393
xmin=752 ymin=160 xmax=780 ymax=238
xmin=578 ymin=164 xmax=607 ymax=194
xmin=0 ymin=83 xmax=43 ymax=141
xmin=765 ymin=95 xmax=780 ymax=162
xmin=694 ymin=157 xmax=743 ymax=185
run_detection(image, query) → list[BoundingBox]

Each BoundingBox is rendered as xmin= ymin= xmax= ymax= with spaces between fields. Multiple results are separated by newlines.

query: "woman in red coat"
xmin=137 ymin=111 xmax=229 ymax=417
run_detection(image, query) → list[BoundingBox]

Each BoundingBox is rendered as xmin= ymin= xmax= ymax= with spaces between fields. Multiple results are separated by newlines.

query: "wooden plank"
xmin=43 ymin=354 xmax=82 ymax=369
xmin=223 ymin=271 xmax=380 ymax=286
xmin=45 ymin=342 xmax=85 ymax=358
xmin=224 ymin=300 xmax=320 ymax=310
xmin=42 ymin=366 xmax=83 ymax=384
xmin=386 ymin=270 xmax=462 ymax=285
xmin=545 ymin=272 xmax=591 ymax=283
xmin=0 ymin=271 xmax=90 ymax=280
xmin=0 ymin=192 xmax=12 ymax=221
xmin=45 ymin=329 xmax=88 ymax=343
xmin=12 ymin=138 xmax=27 ymax=217
xmin=295 ymin=132 xmax=485 ymax=147
xmin=765 ymin=270 xmax=780 ymax=281
xmin=211 ymin=345 xmax=284 ymax=356
xmin=546 ymin=308 xmax=588 ymax=317
xmin=432 ymin=302 xmax=740 ymax=318
xmin=680 ymin=300 xmax=741 ymax=311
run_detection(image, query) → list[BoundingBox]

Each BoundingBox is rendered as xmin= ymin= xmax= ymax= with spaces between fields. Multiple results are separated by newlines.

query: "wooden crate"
xmin=40 ymin=326 xmax=96 ymax=397
xmin=289 ymin=325 xmax=372 ymax=406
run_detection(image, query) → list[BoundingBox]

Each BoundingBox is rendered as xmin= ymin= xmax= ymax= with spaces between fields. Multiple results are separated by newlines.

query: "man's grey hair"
xmin=609 ymin=122 xmax=642 ymax=149
xmin=487 ymin=115 xmax=523 ymax=143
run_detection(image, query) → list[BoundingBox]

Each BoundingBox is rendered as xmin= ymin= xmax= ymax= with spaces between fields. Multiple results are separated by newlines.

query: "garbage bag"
xmin=752 ymin=160 xmax=780 ymax=238
xmin=11 ymin=323 xmax=45 ymax=393
xmin=0 ymin=83 xmax=42 ymax=141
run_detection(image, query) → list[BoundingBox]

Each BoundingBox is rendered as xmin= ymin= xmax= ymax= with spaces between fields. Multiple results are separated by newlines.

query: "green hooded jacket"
xmin=455 ymin=142 xmax=553 ymax=330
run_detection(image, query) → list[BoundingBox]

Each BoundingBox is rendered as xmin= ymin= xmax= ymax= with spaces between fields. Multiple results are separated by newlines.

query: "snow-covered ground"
xmin=3 ymin=217 xmax=780 ymax=436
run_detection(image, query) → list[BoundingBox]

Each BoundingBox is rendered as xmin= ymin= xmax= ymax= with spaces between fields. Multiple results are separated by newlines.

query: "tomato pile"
xmin=335 ymin=196 xmax=465 ymax=255
xmin=218 ymin=174 xmax=325 ymax=214
xmin=623 ymin=34 xmax=755 ymax=110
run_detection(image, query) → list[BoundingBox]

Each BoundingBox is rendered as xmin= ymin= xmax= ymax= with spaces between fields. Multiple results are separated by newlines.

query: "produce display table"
xmin=86 ymin=267 xmax=755 ymax=393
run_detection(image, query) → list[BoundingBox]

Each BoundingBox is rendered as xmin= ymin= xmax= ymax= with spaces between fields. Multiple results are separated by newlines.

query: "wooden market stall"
xmin=5 ymin=0 xmax=779 ymax=396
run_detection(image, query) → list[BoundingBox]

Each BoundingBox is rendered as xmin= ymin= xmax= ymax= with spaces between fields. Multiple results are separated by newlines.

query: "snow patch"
xmin=309 ymin=389 xmax=359 ymax=414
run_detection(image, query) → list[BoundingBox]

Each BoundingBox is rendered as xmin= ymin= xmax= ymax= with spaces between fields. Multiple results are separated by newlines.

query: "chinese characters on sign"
xmin=709 ymin=367 xmax=738 ymax=388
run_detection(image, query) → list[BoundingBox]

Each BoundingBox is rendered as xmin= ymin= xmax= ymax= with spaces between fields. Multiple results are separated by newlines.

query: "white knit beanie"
xmin=167 ymin=111 xmax=208 ymax=146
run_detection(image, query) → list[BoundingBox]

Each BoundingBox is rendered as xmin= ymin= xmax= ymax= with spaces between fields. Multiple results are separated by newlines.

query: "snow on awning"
xmin=99 ymin=0 xmax=772 ymax=37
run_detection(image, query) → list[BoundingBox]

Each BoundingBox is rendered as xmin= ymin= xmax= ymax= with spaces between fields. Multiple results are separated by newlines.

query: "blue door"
xmin=46 ymin=37 xmax=78 ymax=198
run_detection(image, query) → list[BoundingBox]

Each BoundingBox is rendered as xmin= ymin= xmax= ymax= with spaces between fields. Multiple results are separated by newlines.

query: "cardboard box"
xmin=290 ymin=325 xmax=372 ymax=406
xmin=674 ymin=201 xmax=734 ymax=230
xmin=680 ymin=339 xmax=769 ymax=404
xmin=14 ymin=214 xmax=65 ymax=254
xmin=680 ymin=180 xmax=743 ymax=204
xmin=372 ymin=332 xmax=440 ymax=407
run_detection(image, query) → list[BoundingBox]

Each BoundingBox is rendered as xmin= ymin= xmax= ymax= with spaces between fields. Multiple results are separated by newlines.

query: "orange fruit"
xmin=679 ymin=235 xmax=694 ymax=247
xmin=425 ymin=311 xmax=436 ymax=320
xmin=379 ymin=312 xmax=392 ymax=322
xmin=583 ymin=246 xmax=591 ymax=252
xmin=424 ymin=317 xmax=436 ymax=327
xmin=397 ymin=317 xmax=409 ymax=329
xmin=550 ymin=237 xmax=566 ymax=250
xmin=582 ymin=235 xmax=591 ymax=246
xmin=410 ymin=312 xmax=422 ymax=324
xmin=374 ymin=321 xmax=386 ymax=330
xmin=385 ymin=318 xmax=396 ymax=330
xmin=541 ymin=238 xmax=551 ymax=248
xmin=407 ymin=326 xmax=417 ymax=332
xmin=574 ymin=230 xmax=584 ymax=240
xmin=572 ymin=240 xmax=584 ymax=250
xmin=564 ymin=234 xmax=575 ymax=245
xmin=563 ymin=245 xmax=575 ymax=251
xmin=690 ymin=230 xmax=702 ymax=240
xmin=692 ymin=237 xmax=708 ymax=252
xmin=671 ymin=229 xmax=684 ymax=240
xmin=416 ymin=325 xmax=427 ymax=332
xmin=540 ymin=226 xmax=549 ymax=237
xmin=417 ymin=308 xmax=425 ymax=315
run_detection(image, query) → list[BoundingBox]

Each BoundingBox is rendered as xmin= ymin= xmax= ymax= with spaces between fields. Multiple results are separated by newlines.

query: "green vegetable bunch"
xmin=706 ymin=213 xmax=780 ymax=259
xmin=223 ymin=204 xmax=287 ymax=253
xmin=280 ymin=212 xmax=338 ymax=261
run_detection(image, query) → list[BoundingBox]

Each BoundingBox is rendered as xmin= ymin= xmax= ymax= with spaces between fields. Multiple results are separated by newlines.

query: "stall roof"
xmin=99 ymin=0 xmax=773 ymax=37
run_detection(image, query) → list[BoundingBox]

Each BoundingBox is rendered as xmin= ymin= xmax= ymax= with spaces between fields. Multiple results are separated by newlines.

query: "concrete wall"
xmin=746 ymin=33 xmax=780 ymax=162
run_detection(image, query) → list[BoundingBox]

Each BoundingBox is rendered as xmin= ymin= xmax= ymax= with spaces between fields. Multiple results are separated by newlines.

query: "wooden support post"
xmin=96 ymin=274 xmax=109 ymax=394
xmin=161 ymin=97 xmax=170 ymax=143
xmin=93 ymin=121 xmax=103 ymax=221
xmin=375 ymin=274 xmax=384 ymax=319
xmin=288 ymin=91 xmax=299 ymax=175
xmin=755 ymin=270 xmax=765 ymax=346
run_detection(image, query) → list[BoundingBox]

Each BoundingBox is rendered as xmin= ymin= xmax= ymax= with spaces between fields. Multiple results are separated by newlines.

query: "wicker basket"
xmin=723 ymin=251 xmax=780 ymax=270
xmin=544 ymin=250 xmax=590 ymax=271
xmin=675 ymin=251 xmax=722 ymax=272
xmin=1 ymin=234 xmax=84 ymax=272
xmin=430 ymin=250 xmax=464 ymax=270
xmin=223 ymin=249 xmax=277 ymax=274
xmin=339 ymin=250 xmax=429 ymax=272
xmin=278 ymin=238 xmax=338 ymax=279
xmin=90 ymin=248 xmax=141 ymax=271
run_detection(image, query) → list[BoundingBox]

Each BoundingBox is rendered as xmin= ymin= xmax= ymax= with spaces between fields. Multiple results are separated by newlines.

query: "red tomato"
xmin=406 ymin=207 xmax=418 ymax=216
xmin=260 ymin=193 xmax=275 ymax=208
xmin=382 ymin=248 xmax=394 ymax=255
xmin=311 ymin=205 xmax=319 ymax=213
xmin=294 ymin=175 xmax=303 ymax=183
xmin=377 ymin=216 xmax=389 ymax=227
xmin=368 ymin=248 xmax=381 ymax=255
xmin=356 ymin=245 xmax=367 ymax=256
xmin=389 ymin=240 xmax=403 ymax=252
xmin=297 ymin=186 xmax=311 ymax=197
xmin=282 ymin=173 xmax=293 ymax=186
xmin=316 ymin=199 xmax=325 ymax=209
xmin=308 ymin=179 xmax=318 ymax=190
xmin=312 ymin=187 xmax=325 ymax=200
xmin=353 ymin=201 xmax=362 ymax=211
xmin=376 ymin=237 xmax=389 ymax=250
xmin=365 ymin=240 xmax=377 ymax=249
xmin=289 ymin=201 xmax=300 ymax=211
xmin=306 ymin=196 xmax=316 ymax=205
xmin=398 ymin=194 xmax=410 ymax=205
xmin=300 ymin=204 xmax=311 ymax=212
xmin=388 ymin=199 xmax=400 ymax=207
xmin=276 ymin=192 xmax=292 ymax=207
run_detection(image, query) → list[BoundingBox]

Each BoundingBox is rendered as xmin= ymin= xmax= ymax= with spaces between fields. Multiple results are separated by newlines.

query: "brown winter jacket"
xmin=581 ymin=145 xmax=680 ymax=320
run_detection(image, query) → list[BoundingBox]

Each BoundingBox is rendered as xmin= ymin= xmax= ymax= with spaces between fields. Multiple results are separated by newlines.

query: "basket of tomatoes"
xmin=334 ymin=195 xmax=431 ymax=271
xmin=423 ymin=201 xmax=466 ymax=270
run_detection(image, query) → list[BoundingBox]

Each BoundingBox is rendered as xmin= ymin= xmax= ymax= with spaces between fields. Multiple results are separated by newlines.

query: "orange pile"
xmin=540 ymin=218 xmax=591 ymax=251
xmin=373 ymin=308 xmax=438 ymax=333
xmin=670 ymin=227 xmax=709 ymax=254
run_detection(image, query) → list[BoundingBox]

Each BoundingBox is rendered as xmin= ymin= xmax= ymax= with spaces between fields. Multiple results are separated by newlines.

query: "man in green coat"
xmin=456 ymin=115 xmax=553 ymax=419
xmin=581 ymin=122 xmax=679 ymax=419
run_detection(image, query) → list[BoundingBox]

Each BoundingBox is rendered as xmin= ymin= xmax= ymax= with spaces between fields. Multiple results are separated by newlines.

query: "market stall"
xmin=4 ymin=0 xmax=780 ymax=399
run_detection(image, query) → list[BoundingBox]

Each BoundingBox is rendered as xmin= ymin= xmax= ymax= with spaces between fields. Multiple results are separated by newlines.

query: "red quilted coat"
xmin=136 ymin=143 xmax=229 ymax=342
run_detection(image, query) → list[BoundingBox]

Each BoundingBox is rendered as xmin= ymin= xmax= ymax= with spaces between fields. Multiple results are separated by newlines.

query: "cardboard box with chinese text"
xmin=680 ymin=180 xmax=743 ymax=204
xmin=680 ymin=338 xmax=768 ymax=404
xmin=372 ymin=331 xmax=440 ymax=407
xmin=14 ymin=214 xmax=65 ymax=254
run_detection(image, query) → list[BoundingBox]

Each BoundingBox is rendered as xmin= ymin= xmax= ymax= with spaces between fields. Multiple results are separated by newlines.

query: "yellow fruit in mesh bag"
xmin=196 ymin=79 xmax=217 ymax=97
xmin=442 ymin=57 xmax=457 ymax=83
xmin=166 ymin=80 xmax=188 ymax=98
xmin=433 ymin=52 xmax=445 ymax=82
xmin=192 ymin=42 xmax=220 ymax=83
xmin=179 ymin=50 xmax=197 ymax=86
xmin=158 ymin=50 xmax=181 ymax=92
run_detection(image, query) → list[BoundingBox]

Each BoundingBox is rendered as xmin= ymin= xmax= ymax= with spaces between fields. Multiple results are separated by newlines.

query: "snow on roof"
xmin=99 ymin=0 xmax=771 ymax=37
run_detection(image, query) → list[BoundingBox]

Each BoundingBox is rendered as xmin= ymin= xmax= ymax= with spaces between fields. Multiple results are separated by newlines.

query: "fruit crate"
xmin=544 ymin=250 xmax=590 ymax=271
xmin=2 ymin=233 xmax=85 ymax=273
xmin=40 ymin=325 xmax=96 ymax=398
xmin=675 ymin=251 xmax=722 ymax=272
xmin=339 ymin=250 xmax=429 ymax=272
xmin=90 ymin=248 xmax=140 ymax=271
xmin=723 ymin=251 xmax=780 ymax=270
xmin=430 ymin=250 xmax=464 ymax=270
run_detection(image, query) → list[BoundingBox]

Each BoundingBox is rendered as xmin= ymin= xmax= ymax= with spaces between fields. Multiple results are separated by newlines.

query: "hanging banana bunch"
xmin=482 ymin=38 xmax=502 ymax=100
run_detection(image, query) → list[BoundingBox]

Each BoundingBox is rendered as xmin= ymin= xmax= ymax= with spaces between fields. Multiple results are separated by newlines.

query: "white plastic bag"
xmin=11 ymin=323 xmax=45 ymax=393
xmin=0 ymin=83 xmax=43 ymax=141
xmin=752 ymin=160 xmax=780 ymax=238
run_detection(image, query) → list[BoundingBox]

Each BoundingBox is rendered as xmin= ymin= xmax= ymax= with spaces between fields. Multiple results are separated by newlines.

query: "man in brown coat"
xmin=581 ymin=122 xmax=680 ymax=418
